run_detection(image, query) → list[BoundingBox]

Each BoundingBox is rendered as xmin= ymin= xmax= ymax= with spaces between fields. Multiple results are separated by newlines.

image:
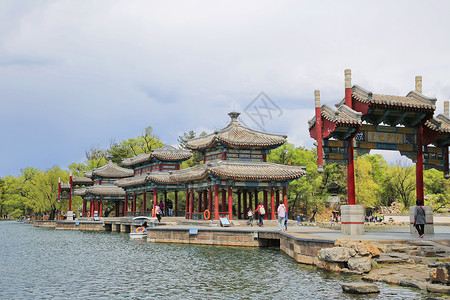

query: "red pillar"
xmin=237 ymin=191 xmax=241 ymax=219
xmin=115 ymin=201 xmax=119 ymax=217
xmin=248 ymin=191 xmax=253 ymax=210
xmin=198 ymin=191 xmax=202 ymax=212
xmin=203 ymin=190 xmax=208 ymax=211
xmin=444 ymin=146 xmax=449 ymax=178
xmin=214 ymin=184 xmax=219 ymax=220
xmin=315 ymin=90 xmax=323 ymax=170
xmin=263 ymin=190 xmax=268 ymax=220
xmin=153 ymin=187 xmax=157 ymax=217
xmin=122 ymin=200 xmax=125 ymax=217
xmin=228 ymin=185 xmax=233 ymax=220
xmin=82 ymin=199 xmax=87 ymax=217
xmin=243 ymin=190 xmax=247 ymax=218
xmin=416 ymin=125 xmax=424 ymax=205
xmin=270 ymin=187 xmax=275 ymax=220
xmin=347 ymin=139 xmax=356 ymax=205
xmin=221 ymin=189 xmax=226 ymax=213
xmin=190 ymin=188 xmax=194 ymax=219
xmin=175 ymin=191 xmax=178 ymax=217
xmin=345 ymin=69 xmax=356 ymax=205
xmin=99 ymin=200 xmax=103 ymax=217
xmin=69 ymin=174 xmax=73 ymax=211
xmin=143 ymin=191 xmax=147 ymax=215
xmin=185 ymin=187 xmax=189 ymax=219
xmin=255 ymin=190 xmax=259 ymax=207
xmin=90 ymin=199 xmax=94 ymax=217
xmin=208 ymin=186 xmax=212 ymax=211
xmin=164 ymin=191 xmax=167 ymax=215
xmin=125 ymin=195 xmax=128 ymax=217
xmin=282 ymin=186 xmax=288 ymax=211
xmin=133 ymin=192 xmax=137 ymax=217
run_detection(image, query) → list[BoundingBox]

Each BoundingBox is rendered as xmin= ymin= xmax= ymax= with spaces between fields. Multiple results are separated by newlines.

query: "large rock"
xmin=319 ymin=247 xmax=356 ymax=262
xmin=430 ymin=263 xmax=450 ymax=284
xmin=347 ymin=257 xmax=372 ymax=273
xmin=340 ymin=282 xmax=380 ymax=294
xmin=334 ymin=239 xmax=382 ymax=257
xmin=427 ymin=283 xmax=450 ymax=294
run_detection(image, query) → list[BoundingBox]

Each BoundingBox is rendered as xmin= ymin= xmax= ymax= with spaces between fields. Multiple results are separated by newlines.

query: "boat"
xmin=130 ymin=226 xmax=147 ymax=239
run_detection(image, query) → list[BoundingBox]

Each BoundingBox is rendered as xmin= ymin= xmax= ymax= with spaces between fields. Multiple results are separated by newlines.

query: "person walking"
xmin=414 ymin=200 xmax=426 ymax=238
xmin=247 ymin=207 xmax=254 ymax=226
xmin=277 ymin=203 xmax=286 ymax=231
xmin=284 ymin=210 xmax=288 ymax=231
xmin=167 ymin=200 xmax=173 ymax=217
xmin=155 ymin=204 xmax=162 ymax=223
xmin=254 ymin=203 xmax=265 ymax=227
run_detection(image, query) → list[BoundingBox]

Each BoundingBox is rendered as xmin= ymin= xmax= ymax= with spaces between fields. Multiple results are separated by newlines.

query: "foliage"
xmin=178 ymin=130 xmax=207 ymax=168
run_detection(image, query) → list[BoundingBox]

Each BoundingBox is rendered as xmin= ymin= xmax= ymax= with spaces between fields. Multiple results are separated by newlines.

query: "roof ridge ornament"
xmin=228 ymin=112 xmax=241 ymax=123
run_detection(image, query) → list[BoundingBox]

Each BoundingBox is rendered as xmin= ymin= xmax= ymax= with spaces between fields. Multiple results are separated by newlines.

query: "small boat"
xmin=130 ymin=226 xmax=147 ymax=239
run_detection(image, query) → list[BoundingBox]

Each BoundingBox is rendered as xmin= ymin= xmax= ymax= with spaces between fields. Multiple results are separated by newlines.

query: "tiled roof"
xmin=152 ymin=145 xmax=192 ymax=161
xmin=73 ymin=187 xmax=87 ymax=196
xmin=171 ymin=160 xmax=305 ymax=182
xmin=185 ymin=112 xmax=287 ymax=150
xmin=60 ymin=183 xmax=71 ymax=190
xmin=122 ymin=145 xmax=192 ymax=166
xmin=425 ymin=114 xmax=450 ymax=133
xmin=308 ymin=104 xmax=362 ymax=129
xmin=84 ymin=161 xmax=134 ymax=178
xmin=352 ymin=85 xmax=436 ymax=110
xmin=115 ymin=172 xmax=178 ymax=188
xmin=84 ymin=185 xmax=126 ymax=197
xmin=73 ymin=177 xmax=93 ymax=185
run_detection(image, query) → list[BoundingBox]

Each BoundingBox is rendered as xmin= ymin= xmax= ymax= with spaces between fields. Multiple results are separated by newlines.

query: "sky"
xmin=1 ymin=0 xmax=450 ymax=177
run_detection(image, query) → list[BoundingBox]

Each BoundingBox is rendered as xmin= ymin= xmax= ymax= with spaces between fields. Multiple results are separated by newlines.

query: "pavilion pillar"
xmin=228 ymin=185 xmax=233 ymax=220
xmin=203 ymin=190 xmax=208 ymax=211
xmin=198 ymin=191 xmax=202 ymax=213
xmin=444 ymin=146 xmax=449 ymax=179
xmin=82 ymin=199 xmax=87 ymax=217
xmin=214 ymin=184 xmax=219 ymax=220
xmin=185 ymin=187 xmax=189 ymax=219
xmin=99 ymin=200 xmax=103 ymax=217
xmin=282 ymin=186 xmax=287 ymax=211
xmin=237 ymin=191 xmax=241 ymax=219
xmin=263 ymin=190 xmax=268 ymax=220
xmin=69 ymin=173 xmax=73 ymax=212
xmin=208 ymin=185 xmax=212 ymax=211
xmin=115 ymin=200 xmax=119 ymax=217
xmin=174 ymin=191 xmax=178 ymax=217
xmin=221 ymin=189 xmax=226 ymax=213
xmin=164 ymin=191 xmax=168 ymax=215
xmin=90 ymin=199 xmax=94 ymax=217
xmin=132 ymin=192 xmax=137 ymax=217
xmin=315 ymin=90 xmax=324 ymax=173
xmin=255 ymin=190 xmax=259 ymax=207
xmin=270 ymin=187 xmax=275 ymax=220
xmin=341 ymin=69 xmax=364 ymax=235
xmin=143 ymin=191 xmax=147 ymax=216
xmin=153 ymin=187 xmax=157 ymax=217
xmin=243 ymin=190 xmax=247 ymax=218
xmin=248 ymin=191 xmax=253 ymax=210
xmin=124 ymin=194 xmax=128 ymax=217
xmin=190 ymin=188 xmax=194 ymax=219
xmin=416 ymin=125 xmax=424 ymax=205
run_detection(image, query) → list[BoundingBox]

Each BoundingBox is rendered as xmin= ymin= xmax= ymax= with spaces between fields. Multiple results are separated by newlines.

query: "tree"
xmin=383 ymin=163 xmax=415 ymax=208
xmin=178 ymin=130 xmax=207 ymax=168
xmin=355 ymin=156 xmax=379 ymax=207
xmin=424 ymin=168 xmax=450 ymax=212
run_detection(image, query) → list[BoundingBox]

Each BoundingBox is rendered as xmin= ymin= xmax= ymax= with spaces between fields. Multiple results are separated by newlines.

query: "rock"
xmin=316 ymin=261 xmax=345 ymax=272
xmin=428 ymin=262 xmax=444 ymax=268
xmin=375 ymin=253 xmax=409 ymax=264
xmin=319 ymin=247 xmax=356 ymax=262
xmin=399 ymin=280 xmax=427 ymax=290
xmin=347 ymin=257 xmax=372 ymax=273
xmin=372 ymin=242 xmax=387 ymax=254
xmin=427 ymin=283 xmax=450 ymax=294
xmin=334 ymin=239 xmax=381 ymax=257
xmin=341 ymin=268 xmax=363 ymax=275
xmin=391 ymin=245 xmax=408 ymax=253
xmin=430 ymin=264 xmax=450 ymax=284
xmin=340 ymin=282 xmax=380 ymax=294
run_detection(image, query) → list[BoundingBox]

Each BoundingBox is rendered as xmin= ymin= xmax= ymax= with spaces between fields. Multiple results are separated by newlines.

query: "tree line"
xmin=0 ymin=126 xmax=448 ymax=219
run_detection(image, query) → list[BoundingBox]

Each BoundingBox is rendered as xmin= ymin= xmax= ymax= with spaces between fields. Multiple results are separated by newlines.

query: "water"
xmin=0 ymin=221 xmax=426 ymax=299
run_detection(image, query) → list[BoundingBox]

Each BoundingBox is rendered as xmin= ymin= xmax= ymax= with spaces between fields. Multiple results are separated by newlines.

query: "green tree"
xmin=178 ymin=130 xmax=207 ymax=168
xmin=355 ymin=156 xmax=379 ymax=207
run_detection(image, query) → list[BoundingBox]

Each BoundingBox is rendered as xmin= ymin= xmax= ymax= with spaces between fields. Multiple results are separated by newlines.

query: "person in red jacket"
xmin=254 ymin=203 xmax=265 ymax=227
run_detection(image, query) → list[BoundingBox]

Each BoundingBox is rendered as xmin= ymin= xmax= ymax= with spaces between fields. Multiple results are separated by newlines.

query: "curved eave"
xmin=208 ymin=169 xmax=305 ymax=181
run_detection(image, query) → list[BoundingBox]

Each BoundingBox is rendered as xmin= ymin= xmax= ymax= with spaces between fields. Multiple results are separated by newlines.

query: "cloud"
xmin=1 ymin=0 xmax=450 ymax=176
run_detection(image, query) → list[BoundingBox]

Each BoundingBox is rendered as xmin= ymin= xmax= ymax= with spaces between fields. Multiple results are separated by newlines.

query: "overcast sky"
xmin=1 ymin=0 xmax=450 ymax=177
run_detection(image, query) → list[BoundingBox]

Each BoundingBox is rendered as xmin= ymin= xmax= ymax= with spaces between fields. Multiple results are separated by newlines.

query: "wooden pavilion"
xmin=170 ymin=112 xmax=306 ymax=221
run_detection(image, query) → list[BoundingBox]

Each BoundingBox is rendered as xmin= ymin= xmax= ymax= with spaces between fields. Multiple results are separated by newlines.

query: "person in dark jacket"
xmin=414 ymin=200 xmax=426 ymax=238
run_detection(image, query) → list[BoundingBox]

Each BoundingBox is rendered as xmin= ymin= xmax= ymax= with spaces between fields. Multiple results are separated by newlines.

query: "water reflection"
xmin=0 ymin=221 xmax=426 ymax=299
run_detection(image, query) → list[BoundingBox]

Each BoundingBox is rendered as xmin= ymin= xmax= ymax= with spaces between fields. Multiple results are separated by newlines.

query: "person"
xmin=277 ymin=203 xmax=286 ymax=231
xmin=155 ymin=204 xmax=162 ymax=222
xmin=414 ymin=200 xmax=426 ymax=238
xmin=159 ymin=200 xmax=164 ymax=216
xmin=254 ymin=203 xmax=265 ymax=227
xmin=167 ymin=200 xmax=173 ymax=217
xmin=247 ymin=207 xmax=254 ymax=226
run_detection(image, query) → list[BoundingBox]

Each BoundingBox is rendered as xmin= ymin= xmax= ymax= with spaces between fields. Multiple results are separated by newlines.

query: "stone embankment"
xmin=318 ymin=238 xmax=450 ymax=295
